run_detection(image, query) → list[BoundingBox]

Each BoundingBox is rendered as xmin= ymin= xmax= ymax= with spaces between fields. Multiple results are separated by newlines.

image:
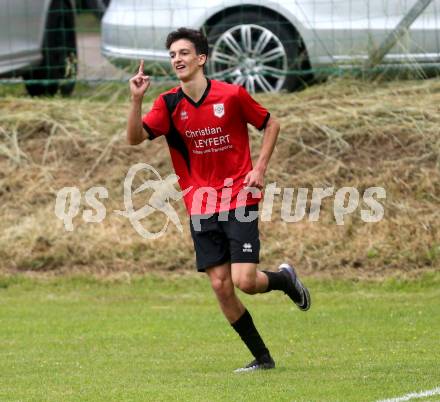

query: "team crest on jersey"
xmin=213 ymin=103 xmax=224 ymax=118
xmin=180 ymin=110 xmax=188 ymax=120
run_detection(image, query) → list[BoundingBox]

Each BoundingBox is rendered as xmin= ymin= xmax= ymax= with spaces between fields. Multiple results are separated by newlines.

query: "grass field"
xmin=1 ymin=273 xmax=439 ymax=402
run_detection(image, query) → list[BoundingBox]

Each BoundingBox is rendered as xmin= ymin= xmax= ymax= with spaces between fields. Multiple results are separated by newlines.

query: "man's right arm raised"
xmin=127 ymin=60 xmax=150 ymax=145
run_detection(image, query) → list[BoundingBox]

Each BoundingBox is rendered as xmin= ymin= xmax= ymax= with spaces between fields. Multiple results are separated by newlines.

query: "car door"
xmin=302 ymin=0 xmax=439 ymax=65
xmin=408 ymin=0 xmax=440 ymax=61
xmin=0 ymin=0 xmax=48 ymax=75
xmin=374 ymin=0 xmax=440 ymax=61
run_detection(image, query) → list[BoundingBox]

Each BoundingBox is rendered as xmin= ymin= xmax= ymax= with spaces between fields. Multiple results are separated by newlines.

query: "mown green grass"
xmin=0 ymin=273 xmax=439 ymax=402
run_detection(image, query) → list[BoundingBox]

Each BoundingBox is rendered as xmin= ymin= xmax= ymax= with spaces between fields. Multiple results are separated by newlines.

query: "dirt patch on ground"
xmin=0 ymin=78 xmax=439 ymax=278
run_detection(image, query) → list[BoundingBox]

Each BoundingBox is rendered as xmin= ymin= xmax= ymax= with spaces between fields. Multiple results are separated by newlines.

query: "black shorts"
xmin=189 ymin=204 xmax=260 ymax=272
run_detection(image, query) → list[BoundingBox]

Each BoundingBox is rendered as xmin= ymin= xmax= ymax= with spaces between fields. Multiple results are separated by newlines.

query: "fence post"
xmin=364 ymin=0 xmax=434 ymax=70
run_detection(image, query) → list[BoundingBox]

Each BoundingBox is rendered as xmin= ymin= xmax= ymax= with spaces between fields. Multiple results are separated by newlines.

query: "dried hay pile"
xmin=0 ymin=78 xmax=439 ymax=278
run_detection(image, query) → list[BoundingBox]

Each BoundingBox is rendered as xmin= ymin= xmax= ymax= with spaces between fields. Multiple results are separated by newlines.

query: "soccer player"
xmin=127 ymin=28 xmax=311 ymax=372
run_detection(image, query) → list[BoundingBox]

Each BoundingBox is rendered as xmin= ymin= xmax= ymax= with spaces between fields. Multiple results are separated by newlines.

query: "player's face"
xmin=169 ymin=39 xmax=206 ymax=81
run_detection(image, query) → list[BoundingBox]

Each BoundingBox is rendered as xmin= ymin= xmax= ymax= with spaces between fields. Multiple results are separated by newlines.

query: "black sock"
xmin=231 ymin=309 xmax=271 ymax=362
xmin=262 ymin=270 xmax=288 ymax=292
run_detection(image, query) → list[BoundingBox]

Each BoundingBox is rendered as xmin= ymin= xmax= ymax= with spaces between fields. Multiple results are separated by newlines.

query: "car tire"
xmin=24 ymin=0 xmax=77 ymax=97
xmin=86 ymin=0 xmax=111 ymax=19
xmin=206 ymin=11 xmax=307 ymax=92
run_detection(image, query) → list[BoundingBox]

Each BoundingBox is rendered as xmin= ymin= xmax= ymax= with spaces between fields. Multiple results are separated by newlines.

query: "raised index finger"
xmin=138 ymin=59 xmax=144 ymax=74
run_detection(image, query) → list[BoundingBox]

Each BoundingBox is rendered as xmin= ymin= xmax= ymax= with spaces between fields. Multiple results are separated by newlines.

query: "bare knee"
xmin=231 ymin=263 xmax=259 ymax=294
xmin=210 ymin=277 xmax=232 ymax=296
xmin=233 ymin=277 xmax=257 ymax=294
xmin=207 ymin=269 xmax=235 ymax=301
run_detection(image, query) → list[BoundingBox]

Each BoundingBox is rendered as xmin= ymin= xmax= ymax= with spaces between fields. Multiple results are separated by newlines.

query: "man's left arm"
xmin=244 ymin=116 xmax=281 ymax=189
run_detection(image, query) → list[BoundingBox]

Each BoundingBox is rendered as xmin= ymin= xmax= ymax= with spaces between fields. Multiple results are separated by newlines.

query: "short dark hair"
xmin=165 ymin=28 xmax=209 ymax=60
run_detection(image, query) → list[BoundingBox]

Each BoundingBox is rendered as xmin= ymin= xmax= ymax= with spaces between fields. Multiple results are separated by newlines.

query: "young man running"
xmin=127 ymin=28 xmax=311 ymax=372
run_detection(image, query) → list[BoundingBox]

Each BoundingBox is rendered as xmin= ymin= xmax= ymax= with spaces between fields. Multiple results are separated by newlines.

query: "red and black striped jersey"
xmin=142 ymin=79 xmax=270 ymax=215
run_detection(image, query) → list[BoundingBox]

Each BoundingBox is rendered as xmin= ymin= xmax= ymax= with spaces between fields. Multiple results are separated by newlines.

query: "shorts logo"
xmin=180 ymin=110 xmax=188 ymax=120
xmin=213 ymin=103 xmax=224 ymax=118
xmin=242 ymin=243 xmax=253 ymax=253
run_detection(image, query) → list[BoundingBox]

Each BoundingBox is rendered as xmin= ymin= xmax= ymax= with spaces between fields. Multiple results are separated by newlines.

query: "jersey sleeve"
xmin=237 ymin=86 xmax=270 ymax=130
xmin=142 ymin=95 xmax=170 ymax=140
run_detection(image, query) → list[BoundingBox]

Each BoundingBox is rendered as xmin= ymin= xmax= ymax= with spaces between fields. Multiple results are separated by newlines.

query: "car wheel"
xmin=207 ymin=12 xmax=307 ymax=93
xmin=86 ymin=0 xmax=111 ymax=19
xmin=24 ymin=0 xmax=77 ymax=97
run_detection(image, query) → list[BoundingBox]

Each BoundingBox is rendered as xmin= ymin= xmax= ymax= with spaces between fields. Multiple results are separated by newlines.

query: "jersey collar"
xmin=179 ymin=78 xmax=211 ymax=108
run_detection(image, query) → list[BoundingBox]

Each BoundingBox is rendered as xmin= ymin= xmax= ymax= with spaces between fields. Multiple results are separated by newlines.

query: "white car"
xmin=101 ymin=0 xmax=440 ymax=92
xmin=0 ymin=0 xmax=76 ymax=96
